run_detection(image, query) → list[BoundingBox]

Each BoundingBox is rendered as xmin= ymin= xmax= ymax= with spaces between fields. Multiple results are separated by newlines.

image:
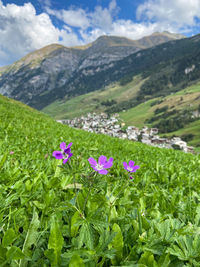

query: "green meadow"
xmin=42 ymin=75 xmax=144 ymax=120
xmin=1 ymin=94 xmax=200 ymax=266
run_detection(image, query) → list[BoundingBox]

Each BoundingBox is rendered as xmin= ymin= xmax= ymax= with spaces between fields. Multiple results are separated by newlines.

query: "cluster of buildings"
xmin=57 ymin=112 xmax=194 ymax=153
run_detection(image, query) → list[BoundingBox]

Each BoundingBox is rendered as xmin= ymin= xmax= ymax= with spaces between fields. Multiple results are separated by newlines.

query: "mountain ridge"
xmin=0 ymin=31 xmax=185 ymax=109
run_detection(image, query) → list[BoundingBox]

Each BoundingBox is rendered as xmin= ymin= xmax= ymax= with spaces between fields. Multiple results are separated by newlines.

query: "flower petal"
xmin=92 ymin=166 xmax=99 ymax=172
xmin=67 ymin=142 xmax=73 ymax=149
xmin=98 ymin=169 xmax=108 ymax=175
xmin=98 ymin=155 xmax=107 ymax=165
xmin=64 ymin=148 xmax=71 ymax=154
xmin=123 ymin=162 xmax=128 ymax=169
xmin=60 ymin=142 xmax=66 ymax=150
xmin=104 ymin=157 xmax=114 ymax=168
xmin=132 ymin=165 xmax=140 ymax=172
xmin=68 ymin=153 xmax=73 ymax=158
xmin=52 ymin=151 xmax=63 ymax=159
xmin=63 ymin=158 xmax=69 ymax=164
xmin=88 ymin=157 xmax=97 ymax=166
xmin=129 ymin=160 xmax=135 ymax=168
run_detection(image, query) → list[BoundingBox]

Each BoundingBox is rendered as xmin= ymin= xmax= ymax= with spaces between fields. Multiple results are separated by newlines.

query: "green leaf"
xmin=109 ymin=223 xmax=124 ymax=265
xmin=2 ymin=228 xmax=17 ymax=247
xmin=84 ymin=223 xmax=94 ymax=250
xmin=138 ymin=251 xmax=156 ymax=267
xmin=0 ymin=153 xmax=7 ymax=170
xmin=158 ymin=253 xmax=171 ymax=267
xmin=64 ymin=183 xmax=83 ymax=189
xmin=44 ymin=249 xmax=56 ymax=264
xmin=71 ymin=211 xmax=81 ymax=237
xmin=48 ymin=216 xmax=64 ymax=266
xmin=69 ymin=254 xmax=85 ymax=267
xmin=6 ymin=246 xmax=25 ymax=260
xmin=77 ymin=222 xmax=94 ymax=250
xmin=19 ymin=207 xmax=40 ymax=267
xmin=0 ymin=245 xmax=7 ymax=263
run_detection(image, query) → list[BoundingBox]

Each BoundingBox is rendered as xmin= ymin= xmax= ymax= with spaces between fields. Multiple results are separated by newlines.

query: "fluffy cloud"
xmin=0 ymin=0 xmax=199 ymax=66
xmin=46 ymin=7 xmax=90 ymax=29
xmin=0 ymin=1 xmax=81 ymax=66
xmin=136 ymin=0 xmax=200 ymax=32
xmin=45 ymin=0 xmax=159 ymax=44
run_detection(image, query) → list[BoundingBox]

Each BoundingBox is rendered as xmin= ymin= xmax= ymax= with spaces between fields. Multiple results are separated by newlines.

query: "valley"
xmin=0 ymin=32 xmax=200 ymax=151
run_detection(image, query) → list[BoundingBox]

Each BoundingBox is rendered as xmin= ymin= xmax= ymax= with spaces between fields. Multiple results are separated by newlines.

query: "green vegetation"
xmin=42 ymin=75 xmax=144 ymax=119
xmin=1 ymin=94 xmax=200 ymax=266
xmin=119 ymin=99 xmax=156 ymax=127
xmin=119 ymin=82 xmax=200 ymax=149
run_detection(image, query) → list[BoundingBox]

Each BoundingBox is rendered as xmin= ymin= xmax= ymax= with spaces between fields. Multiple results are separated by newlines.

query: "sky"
xmin=0 ymin=0 xmax=200 ymax=66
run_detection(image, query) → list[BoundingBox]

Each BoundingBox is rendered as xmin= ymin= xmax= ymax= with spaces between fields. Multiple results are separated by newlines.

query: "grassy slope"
xmin=120 ymin=82 xmax=200 ymax=147
xmin=42 ymin=76 xmax=200 ymax=147
xmin=1 ymin=94 xmax=200 ymax=265
xmin=42 ymin=75 xmax=145 ymax=119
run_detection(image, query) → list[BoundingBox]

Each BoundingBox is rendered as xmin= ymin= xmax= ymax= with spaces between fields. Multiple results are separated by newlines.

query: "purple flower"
xmin=88 ymin=155 xmax=113 ymax=175
xmin=52 ymin=142 xmax=73 ymax=164
xmin=123 ymin=160 xmax=140 ymax=173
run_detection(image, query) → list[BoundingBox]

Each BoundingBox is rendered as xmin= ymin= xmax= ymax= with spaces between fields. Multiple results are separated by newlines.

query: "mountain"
xmin=0 ymin=32 xmax=184 ymax=109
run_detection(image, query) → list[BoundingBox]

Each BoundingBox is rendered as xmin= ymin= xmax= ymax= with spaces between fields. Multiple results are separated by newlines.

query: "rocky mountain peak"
xmin=0 ymin=31 xmax=186 ymax=109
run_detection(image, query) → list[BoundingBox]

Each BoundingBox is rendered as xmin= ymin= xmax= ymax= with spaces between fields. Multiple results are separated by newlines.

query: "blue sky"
xmin=0 ymin=0 xmax=200 ymax=66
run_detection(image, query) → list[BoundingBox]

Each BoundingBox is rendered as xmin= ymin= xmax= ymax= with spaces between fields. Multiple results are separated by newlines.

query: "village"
xmin=57 ymin=112 xmax=195 ymax=153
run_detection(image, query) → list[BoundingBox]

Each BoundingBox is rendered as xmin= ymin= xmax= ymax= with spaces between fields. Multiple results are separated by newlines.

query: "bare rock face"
xmin=0 ymin=32 xmax=184 ymax=109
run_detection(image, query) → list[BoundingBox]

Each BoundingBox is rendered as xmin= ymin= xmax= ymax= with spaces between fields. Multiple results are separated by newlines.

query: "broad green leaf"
xmin=48 ymin=217 xmax=64 ymax=266
xmin=6 ymin=246 xmax=25 ymax=260
xmin=109 ymin=223 xmax=124 ymax=265
xmin=44 ymin=249 xmax=56 ymax=264
xmin=0 ymin=245 xmax=7 ymax=263
xmin=19 ymin=207 xmax=40 ymax=267
xmin=158 ymin=253 xmax=171 ymax=267
xmin=138 ymin=251 xmax=156 ymax=267
xmin=71 ymin=211 xmax=81 ymax=237
xmin=84 ymin=223 xmax=94 ymax=250
xmin=69 ymin=254 xmax=85 ymax=267
xmin=78 ymin=223 xmax=94 ymax=250
xmin=2 ymin=228 xmax=17 ymax=247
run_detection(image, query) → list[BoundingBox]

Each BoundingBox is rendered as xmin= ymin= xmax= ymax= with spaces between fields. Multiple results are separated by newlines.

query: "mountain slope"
xmin=0 ymin=32 xmax=184 ymax=109
xmin=119 ymin=82 xmax=200 ymax=149
xmin=42 ymin=75 xmax=145 ymax=119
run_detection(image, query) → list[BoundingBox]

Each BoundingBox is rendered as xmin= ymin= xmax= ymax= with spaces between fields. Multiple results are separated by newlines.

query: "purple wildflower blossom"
xmin=123 ymin=160 xmax=140 ymax=173
xmin=52 ymin=142 xmax=73 ymax=164
xmin=88 ymin=155 xmax=113 ymax=175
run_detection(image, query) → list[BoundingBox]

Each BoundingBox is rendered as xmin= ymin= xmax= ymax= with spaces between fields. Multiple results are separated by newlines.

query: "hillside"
xmin=42 ymin=74 xmax=200 ymax=150
xmin=119 ymin=82 xmax=200 ymax=149
xmin=42 ymin=75 xmax=145 ymax=119
xmin=0 ymin=32 xmax=184 ymax=109
xmin=1 ymin=94 xmax=200 ymax=266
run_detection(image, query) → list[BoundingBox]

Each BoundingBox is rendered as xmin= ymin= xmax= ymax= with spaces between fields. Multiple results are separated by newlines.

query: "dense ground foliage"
xmin=1 ymin=95 xmax=200 ymax=266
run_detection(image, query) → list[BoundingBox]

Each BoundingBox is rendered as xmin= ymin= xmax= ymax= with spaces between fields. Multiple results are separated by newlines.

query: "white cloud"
xmin=0 ymin=1 xmax=81 ymax=66
xmin=111 ymin=20 xmax=158 ymax=39
xmin=136 ymin=0 xmax=200 ymax=32
xmin=1 ymin=0 xmax=199 ymax=66
xmin=46 ymin=7 xmax=90 ymax=29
